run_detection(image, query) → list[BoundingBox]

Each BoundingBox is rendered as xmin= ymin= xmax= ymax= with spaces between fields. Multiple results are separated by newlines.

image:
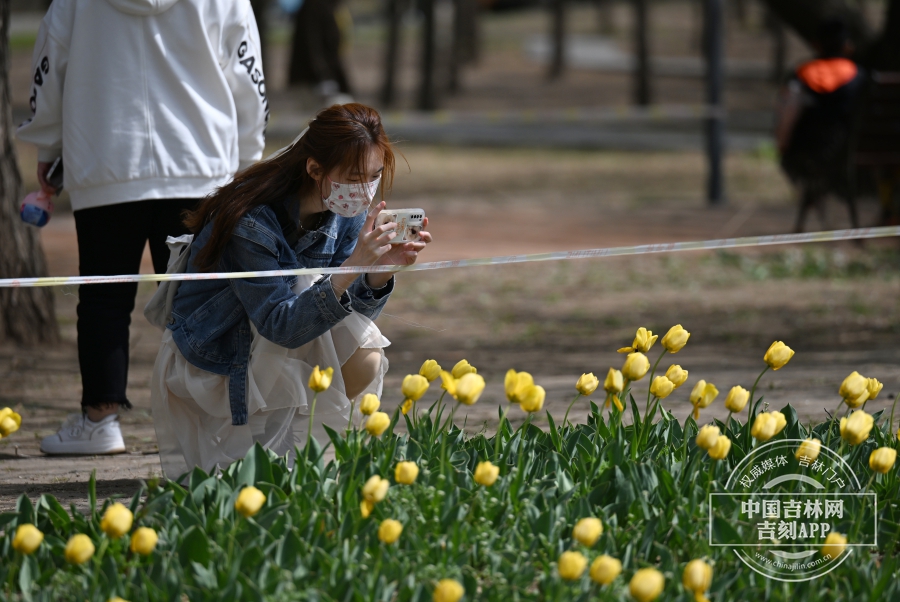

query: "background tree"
xmin=0 ymin=0 xmax=58 ymax=345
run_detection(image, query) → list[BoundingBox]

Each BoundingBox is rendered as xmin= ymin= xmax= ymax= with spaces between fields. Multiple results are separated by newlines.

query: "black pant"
xmin=75 ymin=198 xmax=199 ymax=410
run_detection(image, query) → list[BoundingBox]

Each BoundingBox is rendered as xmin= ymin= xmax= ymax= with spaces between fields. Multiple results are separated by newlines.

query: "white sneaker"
xmin=40 ymin=413 xmax=126 ymax=455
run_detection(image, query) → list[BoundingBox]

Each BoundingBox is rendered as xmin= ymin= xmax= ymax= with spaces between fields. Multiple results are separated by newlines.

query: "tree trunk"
xmin=0 ymin=0 xmax=58 ymax=345
xmin=418 ymin=0 xmax=437 ymax=110
xmin=548 ymin=0 xmax=565 ymax=79
xmin=633 ymin=0 xmax=650 ymax=105
xmin=380 ymin=0 xmax=402 ymax=106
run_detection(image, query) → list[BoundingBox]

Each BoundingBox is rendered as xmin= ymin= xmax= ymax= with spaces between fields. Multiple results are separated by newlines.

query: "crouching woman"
xmin=150 ymin=103 xmax=430 ymax=479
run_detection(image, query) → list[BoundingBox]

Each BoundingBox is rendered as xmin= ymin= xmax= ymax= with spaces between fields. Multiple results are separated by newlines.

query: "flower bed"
xmin=1 ymin=326 xmax=898 ymax=601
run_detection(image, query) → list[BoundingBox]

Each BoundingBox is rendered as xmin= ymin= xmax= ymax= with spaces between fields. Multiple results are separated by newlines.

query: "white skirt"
xmin=149 ymin=275 xmax=390 ymax=479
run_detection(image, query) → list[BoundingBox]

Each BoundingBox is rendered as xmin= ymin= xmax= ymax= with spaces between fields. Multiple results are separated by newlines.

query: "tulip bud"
xmin=629 ymin=567 xmax=665 ymax=602
xmin=418 ymin=359 xmax=442 ymax=382
xmin=795 ymin=438 xmax=821 ymax=462
xmin=866 ymin=378 xmax=883 ymax=401
xmin=0 ymin=416 xmax=19 ymax=437
xmin=695 ymin=425 xmax=720 ymax=450
xmin=474 ymin=461 xmax=499 ymax=486
xmin=519 ymin=385 xmax=546 ymax=413
xmin=433 ymin=579 xmax=465 ymax=602
xmin=0 ymin=407 xmax=21 ymax=427
xmin=603 ymin=368 xmax=624 ymax=394
xmin=400 ymin=399 xmax=414 ymax=415
xmin=557 ymin=551 xmax=588 ymax=580
xmin=708 ymin=435 xmax=731 ymax=460
xmin=109 ymin=597 xmax=128 ymax=602
xmin=839 ymin=371 xmax=867 ymax=399
xmin=308 ymin=365 xmax=334 ymax=392
xmin=456 ymin=373 xmax=486 ymax=406
xmin=12 ymin=524 xmax=43 ymax=555
xmin=359 ymin=394 xmax=380 ymax=415
xmin=575 ymin=373 xmax=599 ymax=396
xmin=682 ymin=559 xmax=712 ymax=596
xmin=821 ymin=532 xmax=847 ymax=558
xmin=130 ymin=527 xmax=158 ymax=555
xmin=590 ymin=555 xmax=622 ymax=585
xmin=770 ymin=411 xmax=786 ymax=436
xmin=235 ymin=486 xmax=266 ymax=518
xmin=572 ymin=517 xmax=603 ymax=546
xmin=840 ymin=410 xmax=874 ymax=446
xmin=622 ymin=353 xmax=650 ymax=381
xmin=689 ymin=381 xmax=718 ymax=419
xmin=65 ymin=534 xmax=95 ymax=564
xmin=869 ymin=447 xmax=897 ymax=474
xmin=100 ymin=502 xmax=134 ymax=539
xmin=394 ymin=461 xmax=419 ymax=485
xmin=649 ymin=376 xmax=674 ymax=399
xmin=360 ymin=499 xmax=374 ymax=518
xmin=724 ymin=386 xmax=749 ymax=413
xmin=505 ymin=370 xmax=534 ymax=404
xmin=362 ymin=475 xmax=390 ymax=503
xmin=378 ymin=519 xmax=403 ymax=544
xmin=751 ymin=412 xmax=778 ymax=442
xmin=402 ymin=374 xmax=429 ymax=402
xmin=763 ymin=341 xmax=794 ymax=370
xmin=665 ymin=365 xmax=689 ymax=388
xmin=661 ymin=324 xmax=690 ymax=353
xmin=451 ymin=359 xmax=477 ymax=379
xmin=631 ymin=327 xmax=658 ymax=353
xmin=440 ymin=370 xmax=458 ymax=398
xmin=365 ymin=412 xmax=391 ymax=437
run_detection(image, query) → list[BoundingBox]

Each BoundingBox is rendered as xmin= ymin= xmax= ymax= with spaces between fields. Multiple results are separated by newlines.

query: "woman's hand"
xmin=331 ymin=201 xmax=397 ymax=295
xmin=376 ymin=216 xmax=431 ymax=267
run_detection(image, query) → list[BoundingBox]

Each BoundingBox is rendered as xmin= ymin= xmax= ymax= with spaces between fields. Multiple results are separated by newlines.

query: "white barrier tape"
xmin=1 ymin=226 xmax=897 ymax=288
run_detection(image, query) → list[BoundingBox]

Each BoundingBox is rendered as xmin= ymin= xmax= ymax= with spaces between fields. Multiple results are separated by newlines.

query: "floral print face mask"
xmin=322 ymin=175 xmax=381 ymax=218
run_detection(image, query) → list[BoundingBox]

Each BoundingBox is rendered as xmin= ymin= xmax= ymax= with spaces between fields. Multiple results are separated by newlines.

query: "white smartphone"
xmin=374 ymin=208 xmax=425 ymax=244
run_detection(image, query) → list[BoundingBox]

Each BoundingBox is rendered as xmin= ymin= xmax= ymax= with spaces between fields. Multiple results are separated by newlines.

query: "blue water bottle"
xmin=20 ymin=191 xmax=54 ymax=227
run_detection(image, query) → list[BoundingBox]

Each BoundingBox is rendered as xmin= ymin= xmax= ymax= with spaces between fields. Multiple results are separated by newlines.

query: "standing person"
xmin=150 ymin=103 xmax=431 ymax=479
xmin=17 ymin=0 xmax=269 ymax=455
xmin=289 ymin=0 xmax=354 ymax=103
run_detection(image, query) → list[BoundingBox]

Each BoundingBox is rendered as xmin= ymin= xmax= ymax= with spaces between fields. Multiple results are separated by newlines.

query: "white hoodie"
xmin=17 ymin=0 xmax=268 ymax=211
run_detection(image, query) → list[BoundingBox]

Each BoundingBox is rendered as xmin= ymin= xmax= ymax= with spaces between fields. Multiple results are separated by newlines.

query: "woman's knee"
xmin=343 ymin=348 xmax=382 ymax=399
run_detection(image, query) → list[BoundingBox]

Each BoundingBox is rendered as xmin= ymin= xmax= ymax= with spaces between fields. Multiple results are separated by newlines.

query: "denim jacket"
xmin=168 ymin=197 xmax=394 ymax=425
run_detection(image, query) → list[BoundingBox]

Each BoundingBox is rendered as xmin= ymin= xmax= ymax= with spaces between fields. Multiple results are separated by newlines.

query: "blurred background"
xmin=1 ymin=0 xmax=899 ymax=495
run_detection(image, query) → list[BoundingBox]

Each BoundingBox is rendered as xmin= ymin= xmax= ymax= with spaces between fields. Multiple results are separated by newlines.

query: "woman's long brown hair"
xmin=184 ymin=103 xmax=396 ymax=272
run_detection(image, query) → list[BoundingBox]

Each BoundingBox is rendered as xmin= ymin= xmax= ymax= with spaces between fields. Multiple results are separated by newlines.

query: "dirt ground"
xmin=2 ymin=3 xmax=899 ymax=510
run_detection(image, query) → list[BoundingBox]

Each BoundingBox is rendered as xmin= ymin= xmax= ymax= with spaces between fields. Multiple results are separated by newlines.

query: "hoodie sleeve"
xmin=221 ymin=3 xmax=268 ymax=172
xmin=16 ymin=9 xmax=69 ymax=163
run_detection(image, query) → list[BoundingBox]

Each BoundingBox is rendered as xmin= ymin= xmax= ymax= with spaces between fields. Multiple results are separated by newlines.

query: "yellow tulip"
xmin=558 ymin=551 xmax=587 ymax=580
xmin=750 ymin=412 xmax=779 ymax=442
xmin=65 ymin=534 xmax=95 ymax=565
xmin=129 ymin=527 xmax=158 ymax=555
xmin=109 ymin=597 xmax=129 ymax=602
xmin=0 ymin=407 xmax=21 ymax=427
xmin=869 ymin=447 xmax=897 ymax=474
xmin=394 ymin=461 xmax=419 ymax=484
xmin=308 ymin=365 xmax=334 ymax=392
xmin=418 ymin=359 xmax=442 ymax=382
xmin=402 ymin=374 xmax=429 ymax=402
xmin=622 ymin=353 xmax=650 ymax=381
xmin=235 ymin=486 xmax=266 ymax=518
xmin=401 ymin=399 xmax=414 ymax=415
xmin=695 ymin=425 xmax=720 ymax=450
xmin=603 ymin=368 xmax=624 ymax=394
xmin=439 ymin=370 xmax=458 ymax=398
xmin=12 ymin=524 xmax=43 ymax=555
xmin=365 ymin=412 xmax=391 ymax=437
xmin=665 ymin=365 xmax=689 ymax=388
xmin=590 ymin=555 xmax=622 ymax=585
xmin=362 ymin=475 xmax=390 ymax=503
xmin=575 ymin=373 xmax=600 ymax=396
xmin=866 ymin=378 xmax=883 ymax=401
xmin=359 ymin=394 xmax=380 ymax=415
xmin=377 ymin=519 xmax=403 ymax=544
xmin=519 ymin=385 xmax=546 ymax=413
xmin=451 ymin=359 xmax=477 ymax=379
xmin=456 ymin=373 xmax=486 ymax=406
xmin=433 ymin=579 xmax=465 ymax=602
xmin=708 ymin=435 xmax=731 ymax=460
xmin=505 ymin=370 xmax=534 ymax=404
xmin=618 ymin=327 xmax=658 ymax=354
xmin=100 ymin=502 xmax=134 ymax=539
xmin=474 ymin=461 xmax=499 ymax=486
xmin=649 ymin=376 xmax=674 ymax=399
xmin=763 ymin=341 xmax=794 ymax=370
xmin=770 ymin=411 xmax=786 ymax=435
xmin=629 ymin=567 xmax=665 ymax=602
xmin=661 ymin=324 xmax=690 ymax=353
xmin=689 ymin=381 xmax=718 ymax=419
xmin=821 ymin=532 xmax=847 ymax=558
xmin=840 ymin=410 xmax=874 ymax=445
xmin=360 ymin=499 xmax=374 ymax=518
xmin=795 ymin=438 xmax=821 ymax=462
xmin=572 ymin=517 xmax=603 ymax=546
xmin=839 ymin=371 xmax=868 ymax=401
xmin=0 ymin=410 xmax=20 ymax=436
xmin=682 ymin=559 xmax=712 ymax=596
xmin=724 ymin=386 xmax=749 ymax=413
